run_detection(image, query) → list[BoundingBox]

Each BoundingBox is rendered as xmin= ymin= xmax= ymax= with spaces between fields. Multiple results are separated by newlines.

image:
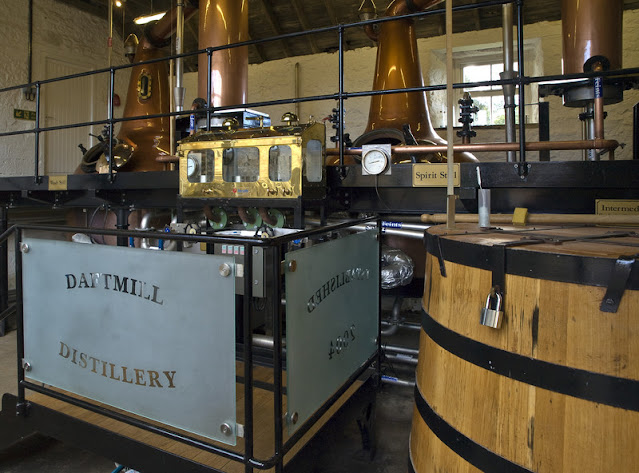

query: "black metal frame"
xmin=0 ymin=216 xmax=382 ymax=473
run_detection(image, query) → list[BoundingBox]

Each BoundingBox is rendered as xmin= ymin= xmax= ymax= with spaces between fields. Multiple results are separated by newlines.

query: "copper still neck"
xmin=561 ymin=0 xmax=623 ymax=74
xmin=363 ymin=0 xmax=476 ymax=162
xmin=198 ymin=0 xmax=249 ymax=107
xmin=114 ymin=4 xmax=198 ymax=172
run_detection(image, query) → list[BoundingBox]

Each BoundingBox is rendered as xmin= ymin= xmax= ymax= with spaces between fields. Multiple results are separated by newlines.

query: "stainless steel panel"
xmin=285 ymin=230 xmax=379 ymax=434
xmin=21 ymin=238 xmax=238 ymax=445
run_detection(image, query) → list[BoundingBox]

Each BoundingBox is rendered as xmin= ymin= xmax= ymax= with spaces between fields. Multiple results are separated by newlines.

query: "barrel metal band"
xmin=413 ymin=384 xmax=534 ymax=473
xmin=421 ymin=308 xmax=639 ymax=411
xmin=600 ymin=255 xmax=638 ymax=313
xmin=425 ymin=231 xmax=639 ymax=290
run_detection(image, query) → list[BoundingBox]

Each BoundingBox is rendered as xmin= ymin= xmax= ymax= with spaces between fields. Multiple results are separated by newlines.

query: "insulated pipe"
xmin=198 ymin=0 xmax=249 ymax=108
xmin=502 ymin=3 xmax=517 ymax=162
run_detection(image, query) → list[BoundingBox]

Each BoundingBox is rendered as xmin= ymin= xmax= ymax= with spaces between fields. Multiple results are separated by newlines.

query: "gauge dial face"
xmin=186 ymin=155 xmax=199 ymax=178
xmin=362 ymin=149 xmax=389 ymax=175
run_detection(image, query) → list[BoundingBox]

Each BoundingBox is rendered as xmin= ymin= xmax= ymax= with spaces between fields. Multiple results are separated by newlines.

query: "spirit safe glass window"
xmin=269 ymin=145 xmax=292 ymax=182
xmin=304 ymin=140 xmax=322 ymax=183
xmin=222 ymin=147 xmax=260 ymax=183
xmin=186 ymin=149 xmax=215 ymax=183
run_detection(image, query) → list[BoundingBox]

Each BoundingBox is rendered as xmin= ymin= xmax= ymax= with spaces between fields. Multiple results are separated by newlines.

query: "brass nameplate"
xmin=412 ymin=163 xmax=460 ymax=187
xmin=596 ymin=199 xmax=639 ymax=215
xmin=48 ymin=175 xmax=68 ymax=191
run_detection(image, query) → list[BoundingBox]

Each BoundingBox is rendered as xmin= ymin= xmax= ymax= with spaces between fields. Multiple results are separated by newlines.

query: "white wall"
xmin=182 ymin=10 xmax=637 ymax=162
xmin=2 ymin=2 xmax=638 ymax=174
xmin=0 ymin=0 xmax=129 ymax=177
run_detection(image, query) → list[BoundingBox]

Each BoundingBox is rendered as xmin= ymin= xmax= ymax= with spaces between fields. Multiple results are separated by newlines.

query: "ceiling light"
xmin=134 ymin=11 xmax=166 ymax=25
xmin=114 ymin=0 xmax=123 ymax=7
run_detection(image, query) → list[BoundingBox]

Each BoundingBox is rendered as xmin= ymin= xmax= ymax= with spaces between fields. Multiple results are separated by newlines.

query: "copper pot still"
xmin=561 ymin=0 xmax=623 ymax=74
xmin=94 ymin=4 xmax=197 ymax=173
xmin=198 ymin=0 xmax=249 ymax=107
xmin=361 ymin=0 xmax=477 ymax=163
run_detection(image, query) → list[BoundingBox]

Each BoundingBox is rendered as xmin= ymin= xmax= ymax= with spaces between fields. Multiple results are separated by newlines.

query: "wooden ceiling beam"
xmin=471 ymin=0 xmax=482 ymax=30
xmin=259 ymin=0 xmax=293 ymax=57
xmin=322 ymin=0 xmax=339 ymax=25
xmin=291 ymin=0 xmax=320 ymax=54
xmin=247 ymin=33 xmax=267 ymax=63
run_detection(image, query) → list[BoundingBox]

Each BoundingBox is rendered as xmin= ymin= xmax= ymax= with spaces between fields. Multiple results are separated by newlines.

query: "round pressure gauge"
xmin=362 ymin=148 xmax=390 ymax=175
xmin=186 ymin=155 xmax=199 ymax=178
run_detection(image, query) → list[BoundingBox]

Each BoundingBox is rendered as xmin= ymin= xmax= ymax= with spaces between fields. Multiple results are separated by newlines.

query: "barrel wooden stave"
xmin=411 ymin=225 xmax=639 ymax=472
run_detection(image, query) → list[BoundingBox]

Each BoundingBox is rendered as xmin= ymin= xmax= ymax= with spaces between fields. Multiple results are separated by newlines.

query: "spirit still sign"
xmin=21 ymin=238 xmax=238 ymax=445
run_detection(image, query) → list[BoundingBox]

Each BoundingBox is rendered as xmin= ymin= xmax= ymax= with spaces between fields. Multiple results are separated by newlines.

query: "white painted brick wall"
xmin=0 ymin=0 xmax=128 ymax=177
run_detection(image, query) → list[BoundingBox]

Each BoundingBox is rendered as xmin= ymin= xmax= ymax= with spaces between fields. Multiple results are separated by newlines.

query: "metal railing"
xmin=0 ymin=216 xmax=382 ymax=473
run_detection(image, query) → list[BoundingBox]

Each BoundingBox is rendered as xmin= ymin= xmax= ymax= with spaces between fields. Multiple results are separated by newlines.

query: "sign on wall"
xmin=21 ymin=238 xmax=238 ymax=445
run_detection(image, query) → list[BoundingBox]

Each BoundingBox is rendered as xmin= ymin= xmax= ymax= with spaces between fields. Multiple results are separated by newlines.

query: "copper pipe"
xmin=363 ymin=0 xmax=476 ymax=163
xmin=198 ymin=0 xmax=249 ymax=107
xmin=363 ymin=24 xmax=379 ymax=42
xmin=325 ymin=139 xmax=619 ymax=155
xmin=155 ymin=155 xmax=179 ymax=163
xmin=258 ymin=208 xmax=278 ymax=227
xmin=147 ymin=4 xmax=198 ymax=45
xmin=237 ymin=207 xmax=255 ymax=225
xmin=561 ymin=0 xmax=623 ymax=74
xmin=386 ymin=0 xmax=443 ymax=17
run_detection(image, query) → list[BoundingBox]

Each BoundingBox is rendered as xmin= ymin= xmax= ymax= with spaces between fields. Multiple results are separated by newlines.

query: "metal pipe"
xmin=384 ymin=345 xmax=420 ymax=356
xmin=381 ymin=296 xmax=402 ymax=336
xmin=294 ymin=63 xmax=301 ymax=120
xmin=338 ymin=25 xmax=345 ymax=168
xmin=108 ymin=0 xmax=113 ymax=67
xmin=138 ymin=212 xmax=178 ymax=251
xmin=174 ymin=1 xmax=185 ymax=113
xmin=516 ymin=0 xmax=526 ymax=165
xmin=381 ymin=320 xmax=422 ymax=331
xmin=385 ymin=353 xmax=418 ymax=366
xmin=27 ymin=0 xmax=33 ymax=84
xmin=502 ymin=3 xmax=517 ymax=162
xmin=381 ymin=375 xmax=415 ymax=387
xmin=252 ymin=334 xmax=286 ymax=350
xmin=326 ymin=139 xmax=619 ymax=155
xmin=34 ymin=83 xmax=40 ymax=183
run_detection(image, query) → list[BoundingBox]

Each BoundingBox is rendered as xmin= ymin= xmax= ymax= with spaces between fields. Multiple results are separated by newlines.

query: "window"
xmin=222 ymin=147 xmax=260 ymax=183
xmin=461 ymin=62 xmax=519 ymax=126
xmin=269 ymin=145 xmax=292 ymax=182
xmin=429 ymin=40 xmax=541 ymax=128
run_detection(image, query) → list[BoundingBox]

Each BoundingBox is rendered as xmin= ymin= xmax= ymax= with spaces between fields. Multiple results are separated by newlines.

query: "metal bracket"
xmin=600 ymin=255 xmax=637 ymax=313
xmin=429 ymin=235 xmax=447 ymax=277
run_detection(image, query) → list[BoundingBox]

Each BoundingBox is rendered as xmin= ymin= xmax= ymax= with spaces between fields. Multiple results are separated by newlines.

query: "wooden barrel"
xmin=409 ymin=224 xmax=639 ymax=473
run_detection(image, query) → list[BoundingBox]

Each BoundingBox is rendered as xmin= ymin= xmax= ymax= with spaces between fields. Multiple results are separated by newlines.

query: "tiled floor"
xmin=0 ymin=326 xmax=418 ymax=473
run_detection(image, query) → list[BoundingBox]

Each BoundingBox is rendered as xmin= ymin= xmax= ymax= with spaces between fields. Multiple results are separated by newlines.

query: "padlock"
xmin=480 ymin=291 xmax=503 ymax=329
